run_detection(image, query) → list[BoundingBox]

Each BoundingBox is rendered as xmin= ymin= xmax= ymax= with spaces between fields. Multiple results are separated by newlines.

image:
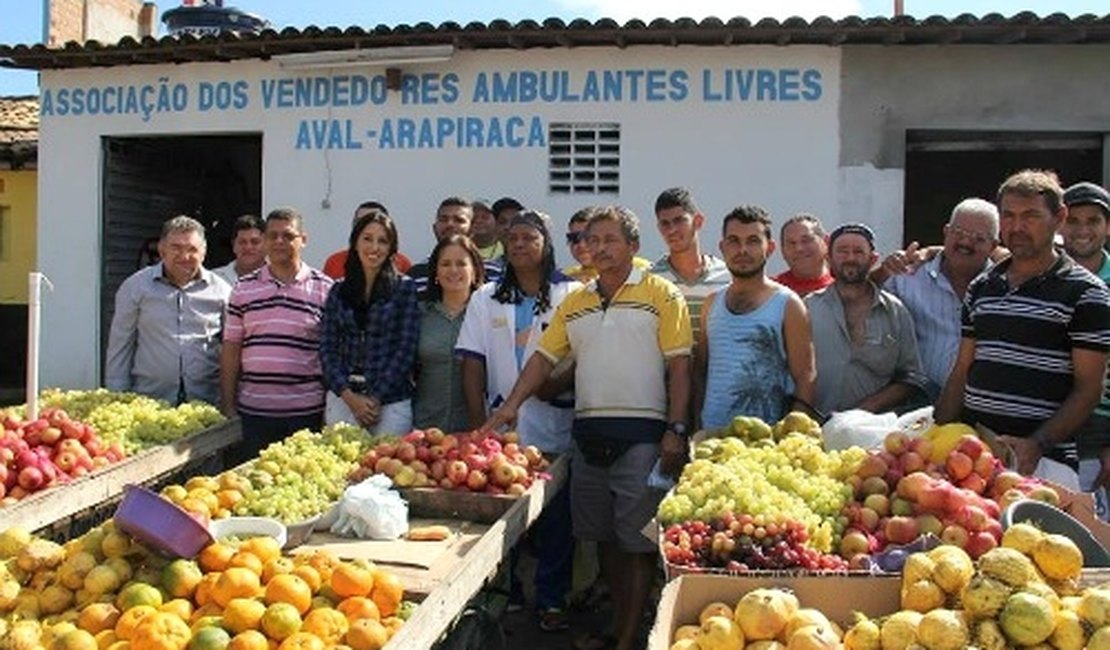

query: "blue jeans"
xmin=511 ymin=482 xmax=574 ymax=610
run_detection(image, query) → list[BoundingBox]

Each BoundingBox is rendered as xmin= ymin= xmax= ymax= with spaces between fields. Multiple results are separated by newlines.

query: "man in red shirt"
xmin=773 ymin=213 xmax=834 ymax=296
xmin=323 ymin=201 xmax=412 ymax=278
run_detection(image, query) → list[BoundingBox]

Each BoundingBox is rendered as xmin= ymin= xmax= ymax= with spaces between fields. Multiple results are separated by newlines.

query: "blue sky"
xmin=2 ymin=0 xmax=1107 ymax=95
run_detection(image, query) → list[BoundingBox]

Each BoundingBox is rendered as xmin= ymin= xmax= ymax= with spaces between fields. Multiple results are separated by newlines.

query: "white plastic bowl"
xmin=208 ymin=516 xmax=288 ymax=548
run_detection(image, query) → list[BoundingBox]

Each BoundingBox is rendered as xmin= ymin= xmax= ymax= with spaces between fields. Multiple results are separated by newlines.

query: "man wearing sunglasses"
xmin=562 ymin=206 xmax=651 ymax=282
xmin=875 ymin=199 xmax=1000 ymax=400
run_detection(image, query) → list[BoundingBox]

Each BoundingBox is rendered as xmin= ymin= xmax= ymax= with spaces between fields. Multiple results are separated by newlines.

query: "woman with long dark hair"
xmin=412 ymin=235 xmax=486 ymax=433
xmin=456 ymin=210 xmax=580 ymax=631
xmin=320 ymin=210 xmax=420 ymax=433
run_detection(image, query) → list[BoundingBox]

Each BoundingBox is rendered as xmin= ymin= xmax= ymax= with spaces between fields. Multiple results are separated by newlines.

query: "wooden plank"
xmin=382 ymin=454 xmax=569 ymax=649
xmin=2 ymin=419 xmax=241 ymax=532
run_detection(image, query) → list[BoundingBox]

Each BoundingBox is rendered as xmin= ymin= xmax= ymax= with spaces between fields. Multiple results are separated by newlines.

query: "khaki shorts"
xmin=570 ymin=442 xmax=664 ymax=554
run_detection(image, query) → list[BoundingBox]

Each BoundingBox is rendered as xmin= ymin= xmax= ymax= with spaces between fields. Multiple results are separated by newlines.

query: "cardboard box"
xmin=648 ymin=573 xmax=901 ymax=650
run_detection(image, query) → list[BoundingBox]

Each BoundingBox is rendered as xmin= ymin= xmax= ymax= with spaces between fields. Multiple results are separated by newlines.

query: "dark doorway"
xmin=904 ymin=130 xmax=1104 ymax=247
xmin=100 ymin=134 xmax=262 ymax=379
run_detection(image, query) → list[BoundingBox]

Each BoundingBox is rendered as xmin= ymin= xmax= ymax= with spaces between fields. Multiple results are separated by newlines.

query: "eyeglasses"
xmin=944 ymin=224 xmax=994 ymax=247
xmin=566 ymin=232 xmax=586 ymax=244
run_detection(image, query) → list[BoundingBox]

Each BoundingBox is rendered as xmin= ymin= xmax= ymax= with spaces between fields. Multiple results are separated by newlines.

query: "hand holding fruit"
xmin=482 ymin=404 xmax=518 ymax=432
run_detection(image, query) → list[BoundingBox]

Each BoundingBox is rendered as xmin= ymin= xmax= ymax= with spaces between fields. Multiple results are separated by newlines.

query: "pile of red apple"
xmin=0 ymin=407 xmax=127 ymax=505
xmin=348 ymin=428 xmax=550 ymax=495
xmin=839 ymin=430 xmax=1060 ymax=562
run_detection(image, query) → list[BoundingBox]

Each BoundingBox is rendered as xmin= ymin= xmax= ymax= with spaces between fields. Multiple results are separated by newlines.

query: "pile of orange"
xmin=60 ymin=537 xmax=410 ymax=650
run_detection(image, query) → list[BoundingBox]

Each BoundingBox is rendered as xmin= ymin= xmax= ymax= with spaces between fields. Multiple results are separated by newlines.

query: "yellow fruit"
xmin=223 ymin=598 xmax=267 ymax=635
xmin=116 ymin=583 xmax=163 ymax=612
xmin=78 ymin=603 xmax=122 ymax=634
xmin=59 ymin=552 xmax=99 ymax=591
xmin=0 ymin=527 xmax=33 ymax=559
xmin=345 ymin=619 xmax=388 ymax=650
xmin=214 ymin=568 xmax=263 ymax=609
xmin=999 ymin=592 xmax=1056 ymax=646
xmin=699 ymin=601 xmax=734 ymax=626
xmin=260 ymin=603 xmax=302 ymax=641
xmin=1001 ymin=522 xmax=1045 ymax=555
xmin=51 ymin=629 xmax=99 ymax=650
xmin=105 ymin=558 xmax=133 ymax=584
xmin=100 ymin=532 xmax=132 ymax=559
xmin=783 ymin=609 xmax=834 ymax=643
xmin=960 ymin=573 xmax=1012 ymax=620
xmin=227 ymin=631 xmax=269 ymax=650
xmin=668 ymin=640 xmax=698 ymax=650
xmin=734 ymin=588 xmax=799 ymax=641
xmin=916 ymin=609 xmax=967 ymax=650
xmin=901 ymin=580 xmax=945 ymax=613
xmin=159 ymin=599 xmax=194 ymax=621
xmin=189 ymin=626 xmax=232 ymax=650
xmin=1032 ymin=533 xmax=1083 ymax=581
xmin=926 ymin=546 xmax=973 ymax=595
xmin=228 ymin=553 xmax=264 ymax=576
xmin=94 ymin=630 xmax=118 ymax=650
xmin=922 ymin=423 xmax=977 ymax=463
xmin=301 ymin=608 xmax=348 ymax=645
xmin=276 ymin=632 xmax=323 ymax=650
xmin=901 ymin=554 xmax=936 ymax=586
xmin=114 ymin=606 xmax=159 ymax=641
xmin=786 ymin=624 xmax=838 ymax=650
xmin=972 ymin=620 xmax=1006 ymax=650
xmin=261 ymin=559 xmax=295 ymax=585
xmin=367 ymin=571 xmax=403 ymax=619
xmin=978 ymin=547 xmax=1041 ymax=587
xmin=84 ymin=566 xmax=123 ymax=596
xmin=6 ymin=620 xmax=44 ymax=650
xmin=240 ymin=539 xmax=281 ymax=566
xmin=162 ymin=560 xmax=203 ymax=600
xmin=336 ymin=597 xmax=380 ymax=623
xmin=288 ymin=567 xmax=321 ymax=594
xmin=698 ymin=615 xmax=744 ymax=650
xmin=105 ymin=642 xmax=131 ymax=650
xmin=190 ymin=603 xmax=223 ymax=624
xmin=746 ymin=641 xmax=787 ymax=650
xmin=0 ymin=576 xmax=21 ymax=610
xmin=161 ymin=486 xmax=188 ymax=503
xmin=673 ymin=624 xmax=700 ymax=641
xmin=264 ymin=575 xmax=312 ymax=615
xmin=330 ymin=565 xmax=375 ymax=600
xmin=1078 ymin=588 xmax=1110 ymax=627
xmin=1088 ymin=626 xmax=1110 ymax=650
xmin=1020 ymin=581 xmax=1062 ymax=614
xmin=130 ymin=612 xmax=191 ymax=650
xmin=843 ymin=616 xmax=881 ymax=650
xmin=1049 ymin=609 xmax=1087 ymax=650
xmin=199 ymin=544 xmax=236 ymax=573
xmin=879 ymin=611 xmax=921 ymax=650
xmin=40 ymin=584 xmax=77 ymax=615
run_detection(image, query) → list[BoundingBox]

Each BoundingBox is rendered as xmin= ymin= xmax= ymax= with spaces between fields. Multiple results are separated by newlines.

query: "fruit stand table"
xmin=297 ymin=453 xmax=569 ymax=650
xmin=2 ymin=418 xmax=240 ymax=534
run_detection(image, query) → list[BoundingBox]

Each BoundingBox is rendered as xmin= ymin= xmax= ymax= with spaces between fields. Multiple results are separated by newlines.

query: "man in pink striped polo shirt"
xmin=220 ymin=207 xmax=334 ymax=464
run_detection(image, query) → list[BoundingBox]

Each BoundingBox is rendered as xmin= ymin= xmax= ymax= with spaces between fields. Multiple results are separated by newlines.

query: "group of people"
xmin=105 ymin=169 xmax=1110 ymax=650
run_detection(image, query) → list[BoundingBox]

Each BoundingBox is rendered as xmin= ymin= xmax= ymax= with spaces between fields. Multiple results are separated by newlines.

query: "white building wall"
xmin=38 ymin=45 xmax=843 ymax=388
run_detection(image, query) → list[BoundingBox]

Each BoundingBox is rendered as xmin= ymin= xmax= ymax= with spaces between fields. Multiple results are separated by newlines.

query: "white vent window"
xmin=548 ymin=123 xmax=620 ymax=195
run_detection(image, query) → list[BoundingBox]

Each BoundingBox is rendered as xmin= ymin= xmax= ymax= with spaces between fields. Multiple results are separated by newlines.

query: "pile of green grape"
xmin=234 ymin=427 xmax=375 ymax=523
xmin=657 ymin=434 xmax=867 ymax=553
xmin=35 ymin=389 xmax=224 ymax=453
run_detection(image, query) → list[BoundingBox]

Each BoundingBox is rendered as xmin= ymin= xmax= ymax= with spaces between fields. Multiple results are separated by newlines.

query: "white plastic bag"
xmin=328 ymin=475 xmax=409 ymax=540
xmin=822 ymin=409 xmax=898 ymax=451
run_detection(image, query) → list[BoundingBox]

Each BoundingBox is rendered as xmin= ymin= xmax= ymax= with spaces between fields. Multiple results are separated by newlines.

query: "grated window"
xmin=548 ymin=123 xmax=620 ymax=195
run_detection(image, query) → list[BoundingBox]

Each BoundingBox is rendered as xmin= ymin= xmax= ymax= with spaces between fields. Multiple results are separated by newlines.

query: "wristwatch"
xmin=668 ymin=422 xmax=689 ymax=438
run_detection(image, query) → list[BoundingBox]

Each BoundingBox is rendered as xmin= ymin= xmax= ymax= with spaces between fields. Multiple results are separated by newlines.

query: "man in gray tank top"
xmin=694 ymin=205 xmax=817 ymax=429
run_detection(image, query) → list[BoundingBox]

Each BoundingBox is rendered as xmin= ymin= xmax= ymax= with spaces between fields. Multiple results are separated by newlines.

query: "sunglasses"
xmin=566 ymin=232 xmax=586 ymax=244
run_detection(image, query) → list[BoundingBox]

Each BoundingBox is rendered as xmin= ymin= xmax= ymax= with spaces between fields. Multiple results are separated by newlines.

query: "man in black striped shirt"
xmin=936 ymin=170 xmax=1110 ymax=486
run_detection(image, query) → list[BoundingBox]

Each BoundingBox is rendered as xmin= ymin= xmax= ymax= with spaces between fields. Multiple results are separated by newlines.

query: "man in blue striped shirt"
xmin=936 ymin=170 xmax=1110 ymax=486
xmin=875 ymin=199 xmax=998 ymax=400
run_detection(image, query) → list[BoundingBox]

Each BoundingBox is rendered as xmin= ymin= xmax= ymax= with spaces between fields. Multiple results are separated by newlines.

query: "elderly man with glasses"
xmin=872 ymin=198 xmax=1001 ymax=401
